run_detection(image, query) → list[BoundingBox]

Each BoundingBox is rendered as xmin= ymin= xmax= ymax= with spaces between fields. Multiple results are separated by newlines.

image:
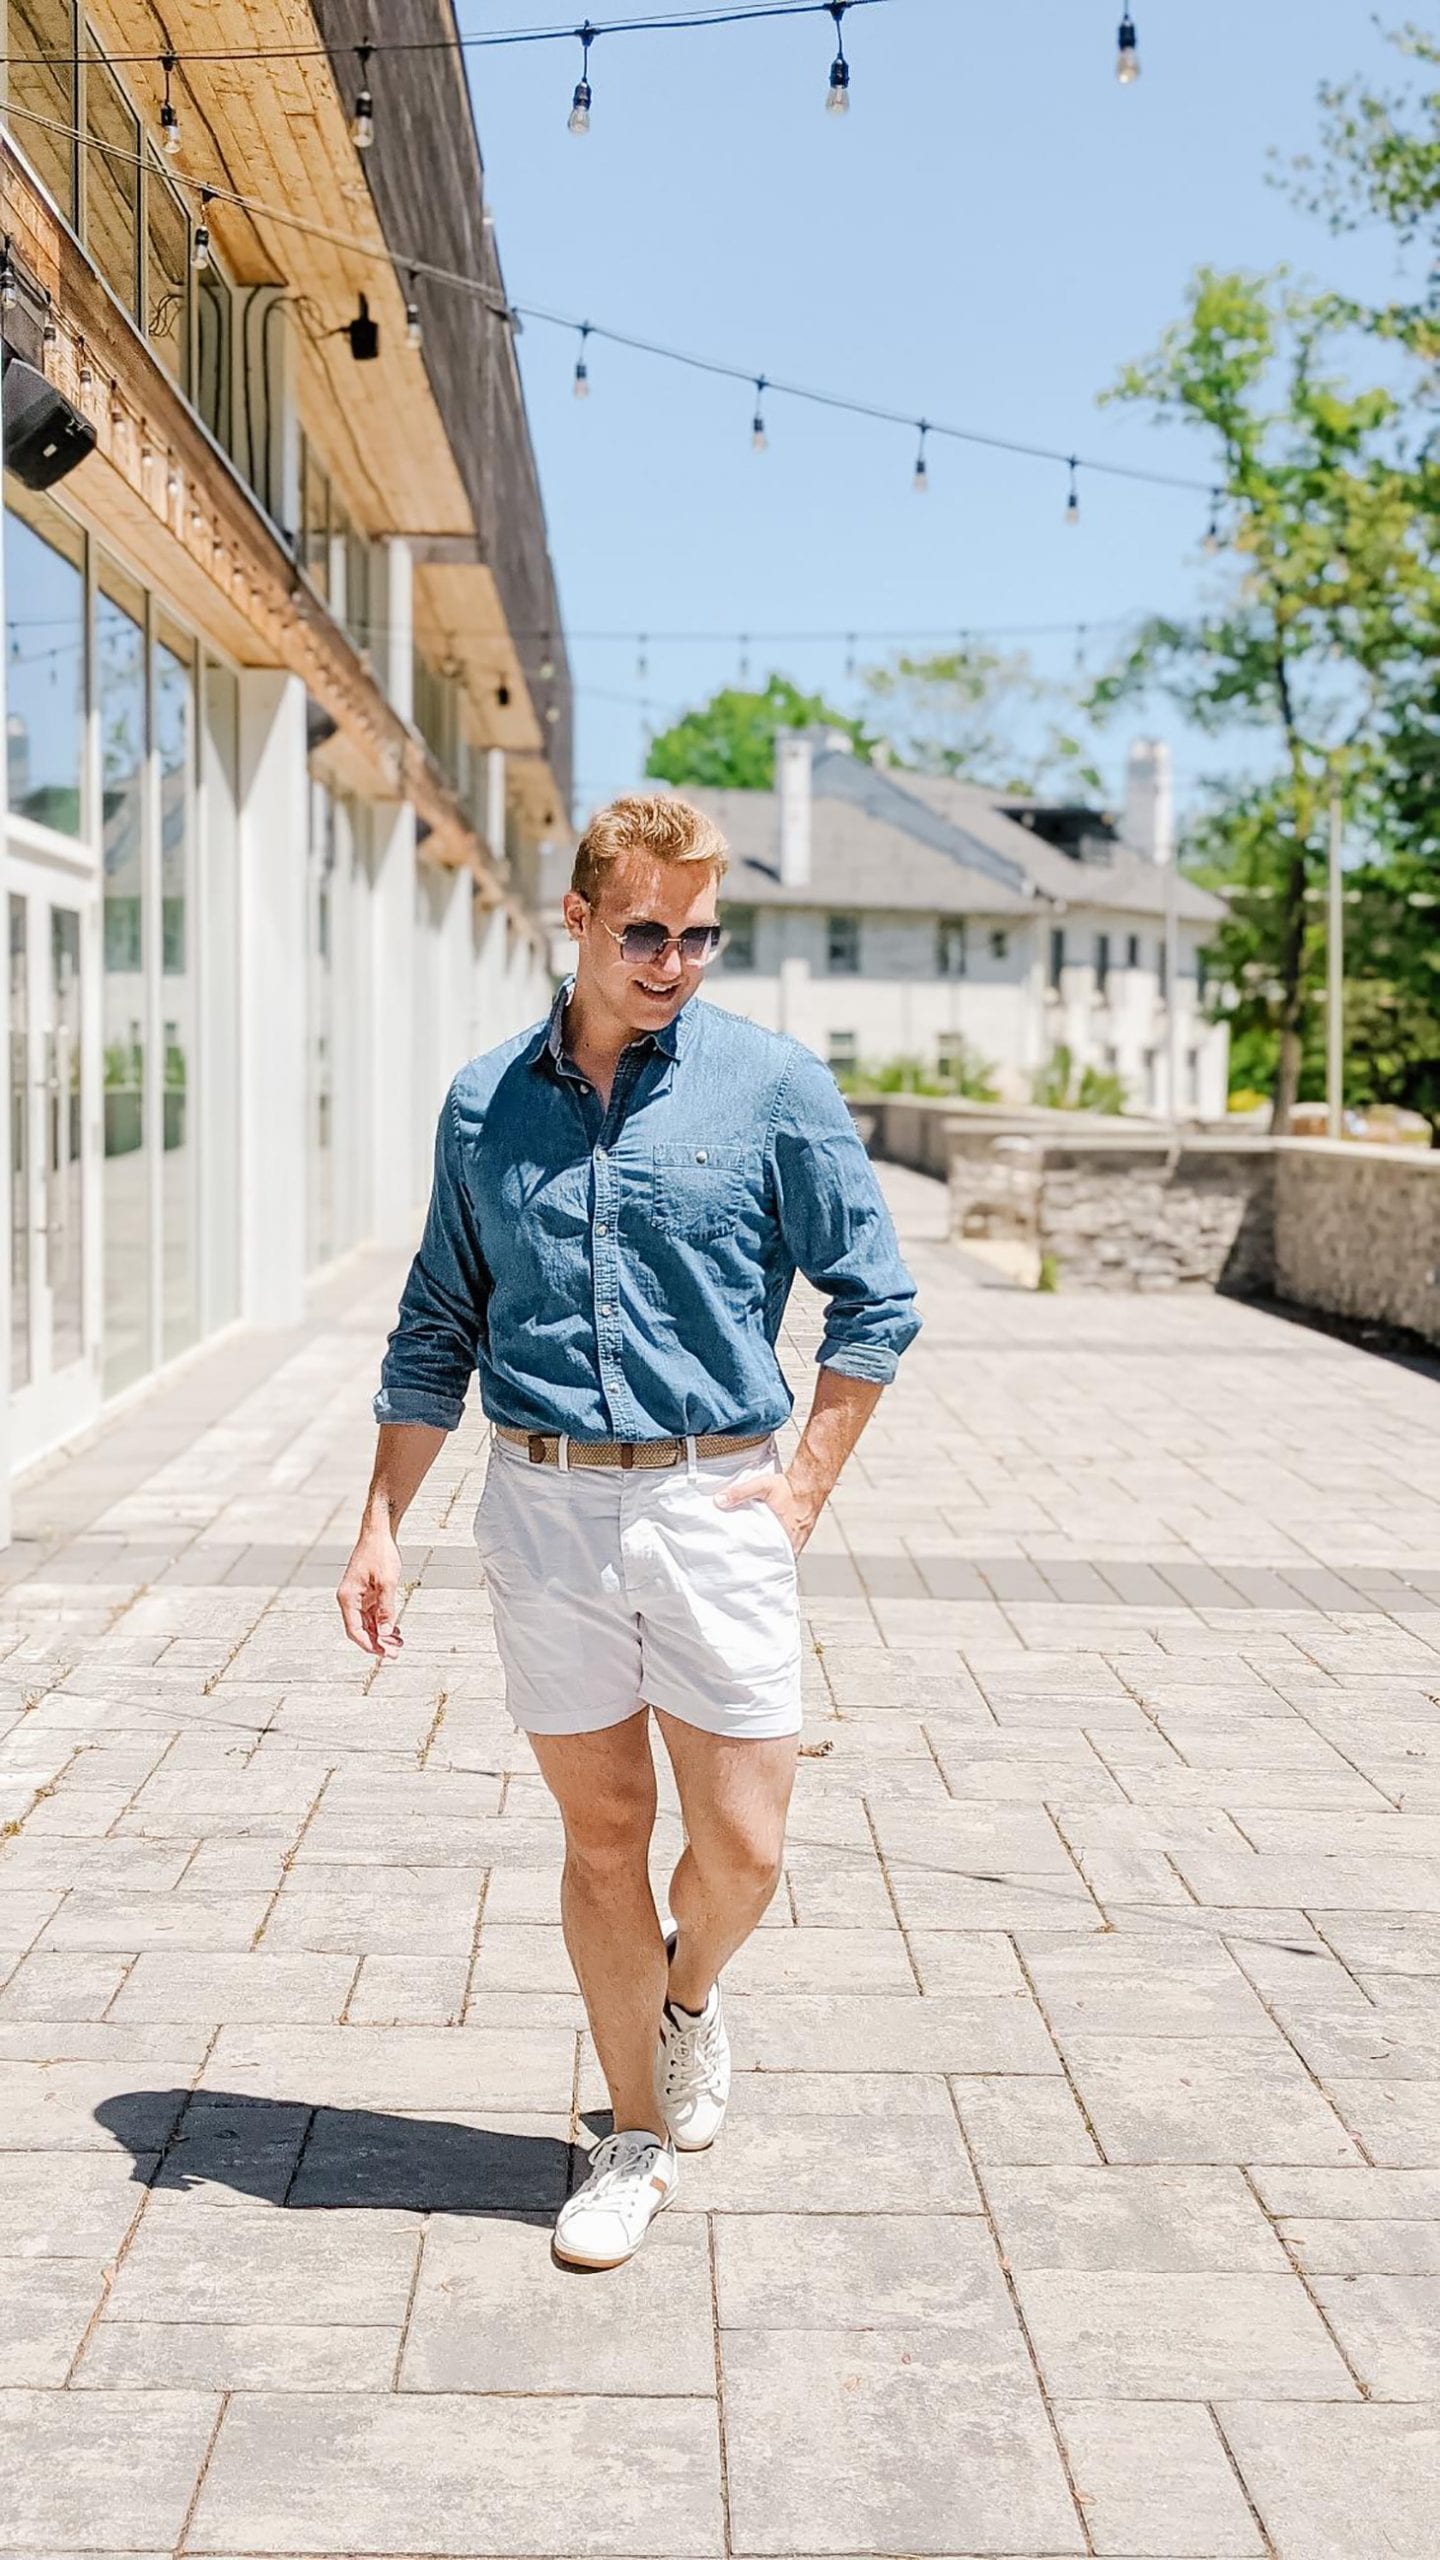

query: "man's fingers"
xmin=337 ymin=1581 xmax=379 ymax=1655
xmin=714 ymin=1473 xmax=779 ymax=1511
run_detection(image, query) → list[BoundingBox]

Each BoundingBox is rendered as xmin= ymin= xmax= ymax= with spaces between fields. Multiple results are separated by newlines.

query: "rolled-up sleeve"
xmin=372 ymin=1078 xmax=490 ymax=1430
xmin=770 ymin=1049 xmax=921 ymax=1383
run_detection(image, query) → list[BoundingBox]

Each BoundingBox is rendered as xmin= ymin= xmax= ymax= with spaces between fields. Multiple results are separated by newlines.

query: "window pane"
xmin=156 ymin=622 xmax=196 ymax=1360
xmin=85 ymin=42 xmax=140 ymax=317
xmin=721 ymin=905 xmax=755 ymax=971
xmin=302 ymin=439 xmax=329 ymax=601
xmin=4 ymin=0 xmax=77 ymax=220
xmin=145 ymin=155 xmax=189 ymax=389
xmin=48 ymin=902 xmax=84 ymax=1371
xmin=195 ymin=265 xmax=231 ymax=452
xmin=98 ymin=561 xmax=149 ymax=1396
xmin=4 ymin=481 xmax=85 ymax=836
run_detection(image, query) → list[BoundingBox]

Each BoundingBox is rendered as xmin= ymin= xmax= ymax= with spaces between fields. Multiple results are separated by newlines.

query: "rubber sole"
xmin=552 ymin=2179 xmax=676 ymax=2269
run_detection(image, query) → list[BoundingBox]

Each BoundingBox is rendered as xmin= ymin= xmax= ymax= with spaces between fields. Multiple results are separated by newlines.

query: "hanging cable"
xmin=568 ymin=23 xmax=596 ymax=132
xmin=825 ymin=0 xmax=851 ymax=112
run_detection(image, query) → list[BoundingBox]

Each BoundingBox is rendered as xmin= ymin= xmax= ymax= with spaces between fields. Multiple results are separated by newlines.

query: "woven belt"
xmin=496 ymin=1426 xmax=771 ymax=1472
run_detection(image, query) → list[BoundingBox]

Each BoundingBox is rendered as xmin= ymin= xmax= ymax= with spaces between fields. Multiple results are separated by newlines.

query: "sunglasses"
xmin=595 ymin=916 xmax=728 ymax=968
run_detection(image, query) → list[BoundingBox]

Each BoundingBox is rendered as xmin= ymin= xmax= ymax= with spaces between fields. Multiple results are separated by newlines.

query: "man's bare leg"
xmin=653 ymin=1709 xmax=799 ymax=2011
xmin=526 ymin=1708 xmax=667 ymax=2138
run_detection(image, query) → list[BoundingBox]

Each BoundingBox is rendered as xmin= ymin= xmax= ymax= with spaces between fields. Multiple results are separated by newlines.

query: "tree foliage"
xmin=859 ymin=647 xmax=1103 ymax=796
xmin=644 ymin=675 xmax=872 ymax=790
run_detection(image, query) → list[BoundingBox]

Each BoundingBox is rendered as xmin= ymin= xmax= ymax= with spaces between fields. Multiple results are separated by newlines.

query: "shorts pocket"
xmin=651 ymin=1142 xmax=750 ymax=1244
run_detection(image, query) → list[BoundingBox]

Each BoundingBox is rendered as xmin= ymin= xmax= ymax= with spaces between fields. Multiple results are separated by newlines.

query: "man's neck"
xmin=562 ymin=981 xmax=631 ymax=1085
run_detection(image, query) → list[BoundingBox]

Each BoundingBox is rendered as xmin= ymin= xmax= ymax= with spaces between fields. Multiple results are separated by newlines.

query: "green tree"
xmin=860 ymin=645 xmax=1103 ymax=795
xmin=644 ymin=675 xmax=873 ymax=791
xmin=1090 ymin=266 xmax=1439 ymax=1132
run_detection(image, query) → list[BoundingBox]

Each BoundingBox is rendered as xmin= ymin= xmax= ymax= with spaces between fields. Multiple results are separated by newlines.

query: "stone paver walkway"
xmin=3 ymin=1163 xmax=1440 ymax=2558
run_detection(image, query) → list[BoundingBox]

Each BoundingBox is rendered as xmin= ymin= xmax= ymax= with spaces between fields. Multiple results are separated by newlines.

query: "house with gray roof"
xmin=683 ymin=734 xmax=1228 ymax=1116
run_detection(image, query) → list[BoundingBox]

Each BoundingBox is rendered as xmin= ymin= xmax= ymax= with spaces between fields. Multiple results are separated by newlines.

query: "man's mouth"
xmin=635 ymin=980 xmax=677 ymax=1000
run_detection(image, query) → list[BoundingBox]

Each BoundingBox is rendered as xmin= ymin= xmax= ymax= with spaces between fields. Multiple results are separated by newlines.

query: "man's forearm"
xmin=362 ymin=1422 xmax=448 ymax=1537
xmin=787 ymin=1368 xmax=884 ymax=1530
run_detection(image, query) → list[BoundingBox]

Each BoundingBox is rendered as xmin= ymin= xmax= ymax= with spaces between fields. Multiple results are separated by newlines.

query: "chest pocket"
xmin=651 ymin=1141 xmax=751 ymax=1244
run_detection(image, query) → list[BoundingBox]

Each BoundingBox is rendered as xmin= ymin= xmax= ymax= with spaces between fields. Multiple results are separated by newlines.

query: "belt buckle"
xmin=527 ymin=1433 xmax=547 ymax=1466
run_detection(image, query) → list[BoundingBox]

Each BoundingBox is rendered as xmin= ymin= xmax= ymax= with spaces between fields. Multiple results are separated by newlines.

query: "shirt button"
xmin=600 ymin=1303 xmax=614 ymax=1316
xmin=596 ymin=1221 xmax=609 ymax=1235
xmin=696 ymin=1149 xmax=708 ymax=1163
xmin=595 ymin=1146 xmax=608 ymax=1160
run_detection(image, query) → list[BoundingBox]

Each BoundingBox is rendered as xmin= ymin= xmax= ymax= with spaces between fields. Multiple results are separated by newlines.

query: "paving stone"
xmin=1018 ymin=1930 xmax=1273 ymax=2037
xmin=952 ymin=2075 xmax=1101 ymax=2166
xmin=1054 ymin=2400 xmax=1265 ymax=2556
xmin=75 ymin=2317 xmax=400 ymax=2390
xmin=715 ymin=2211 xmax=1002 ymax=2329
xmin=722 ymin=2329 xmax=1082 ymax=2556
xmin=203 ymin=2023 xmax=574 ymax=2113
xmin=1305 ymin=2272 xmax=1440 ymax=2393
xmin=1061 ymin=2035 xmax=1362 ymax=2165
xmin=106 ymin=1950 xmax=359 ymax=2023
xmin=402 ymin=2214 xmax=714 ymax=2392
xmin=0 ymin=2257 xmax=105 ymax=2381
xmin=1017 ymin=2266 xmax=1355 ymax=2399
xmin=984 ymin=2165 xmax=1288 ymax=2272
xmin=731 ymin=1990 xmax=1060 ymax=2075
xmin=188 ymin=2389 xmax=725 ymax=2555
xmin=0 ymin=2389 xmax=220 ymax=2548
xmin=1215 ymin=2401 xmax=1440 ymax=2558
xmin=103 ymin=2199 xmax=418 ymax=2323
xmin=1326 ymin=2080 xmax=1440 ymax=2165
xmin=287 ymin=2109 xmax=573 ymax=2213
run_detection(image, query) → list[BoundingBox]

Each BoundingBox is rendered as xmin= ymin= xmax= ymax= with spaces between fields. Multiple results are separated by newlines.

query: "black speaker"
xmin=345 ymin=293 xmax=379 ymax=362
xmin=2 ymin=353 xmax=96 ymax=490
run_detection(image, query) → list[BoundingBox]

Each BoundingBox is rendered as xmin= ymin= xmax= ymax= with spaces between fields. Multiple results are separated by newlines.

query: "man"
xmin=338 ymin=791 xmax=919 ymax=2269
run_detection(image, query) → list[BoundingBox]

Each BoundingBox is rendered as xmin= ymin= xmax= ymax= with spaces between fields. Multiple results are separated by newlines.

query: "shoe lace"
xmin=661 ymin=1997 xmax=724 ymax=2098
xmin=581 ymin=2130 xmax=663 ymax=2204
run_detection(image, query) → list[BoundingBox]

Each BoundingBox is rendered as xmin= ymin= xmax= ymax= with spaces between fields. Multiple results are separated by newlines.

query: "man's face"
xmin=564 ymin=854 xmax=721 ymax=1040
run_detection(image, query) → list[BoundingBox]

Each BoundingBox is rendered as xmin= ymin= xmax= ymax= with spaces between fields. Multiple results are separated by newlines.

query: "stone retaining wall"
xmin=855 ymin=1095 xmax=1440 ymax=1343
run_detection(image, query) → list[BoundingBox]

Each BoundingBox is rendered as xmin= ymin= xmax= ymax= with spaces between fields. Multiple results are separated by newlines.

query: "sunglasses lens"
xmin=679 ymin=927 xmax=724 ymax=963
xmin=620 ymin=923 xmax=669 ymax=963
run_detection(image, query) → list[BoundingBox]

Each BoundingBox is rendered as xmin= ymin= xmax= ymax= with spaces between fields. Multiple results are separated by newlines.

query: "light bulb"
xmin=405 ymin=277 xmax=422 ymax=349
xmin=1064 ymin=462 xmax=1080 ymax=526
xmin=827 ymin=54 xmax=850 ymax=113
xmin=0 ymin=262 xmax=16 ymax=314
xmin=77 ymin=344 xmax=94 ymax=395
xmin=913 ymin=425 xmax=929 ymax=492
xmin=573 ymin=356 xmax=589 ymax=397
xmin=351 ymin=47 xmax=375 ymax=147
xmin=539 ymin=643 xmax=556 ymax=682
xmin=192 ymin=199 xmax=212 ymax=271
xmin=752 ymin=380 xmax=768 ymax=451
xmin=568 ymin=78 xmax=591 ymax=135
xmin=1116 ymin=12 xmax=1140 ymax=83
xmin=160 ymin=99 xmax=181 ymax=154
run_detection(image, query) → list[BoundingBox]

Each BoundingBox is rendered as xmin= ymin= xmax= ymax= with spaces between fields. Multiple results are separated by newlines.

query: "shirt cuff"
xmin=816 ymin=1345 xmax=900 ymax=1386
xmin=372 ymin=1385 xmax=467 ymax=1431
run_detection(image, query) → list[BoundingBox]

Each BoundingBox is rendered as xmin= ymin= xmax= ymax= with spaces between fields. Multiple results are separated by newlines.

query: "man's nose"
xmin=656 ymin=941 xmax=685 ymax=978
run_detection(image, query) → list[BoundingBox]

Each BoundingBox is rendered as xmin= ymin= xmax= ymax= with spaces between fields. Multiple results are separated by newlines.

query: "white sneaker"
xmin=656 ymin=1930 xmax=731 ymax=2151
xmin=553 ymin=2129 xmax=678 ymax=2270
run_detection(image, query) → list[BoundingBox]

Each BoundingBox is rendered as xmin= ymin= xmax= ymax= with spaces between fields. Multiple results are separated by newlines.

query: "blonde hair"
xmin=571 ymin=793 xmax=729 ymax=905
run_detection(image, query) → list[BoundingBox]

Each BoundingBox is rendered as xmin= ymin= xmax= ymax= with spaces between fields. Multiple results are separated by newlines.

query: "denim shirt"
xmin=373 ymin=983 xmax=921 ymax=1441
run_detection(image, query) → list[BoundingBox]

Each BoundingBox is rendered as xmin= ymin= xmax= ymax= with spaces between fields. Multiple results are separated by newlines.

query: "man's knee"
xmin=561 ymin=1784 xmax=656 ymax=1873
xmin=692 ymin=1811 xmax=785 ymax=1904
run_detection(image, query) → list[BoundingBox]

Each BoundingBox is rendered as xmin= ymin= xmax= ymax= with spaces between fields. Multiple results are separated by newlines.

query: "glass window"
xmin=989 ymin=929 xmax=1009 ymax=961
xmin=1197 ymin=950 xmax=1209 ymax=1000
xmin=307 ymin=781 xmax=337 ymax=1271
xmin=1095 ymin=931 xmax=1110 ymax=996
xmin=195 ymin=262 xmax=232 ymax=454
xmin=827 ymin=913 xmax=860 ymax=976
xmin=145 ymin=154 xmax=189 ymax=390
xmin=721 ymin=905 xmax=755 ymax=971
xmin=1126 ymin=931 xmax=1140 ymax=969
xmin=4 ymin=480 xmax=85 ymax=837
xmin=156 ymin=618 xmax=196 ymax=1362
xmin=827 ymin=1032 xmax=857 ymax=1081
xmin=84 ymin=38 xmax=140 ymax=318
xmin=1158 ymin=935 xmax=1169 ymax=998
xmin=48 ymin=901 xmax=84 ymax=1372
xmin=937 ymin=919 xmax=966 ymax=979
xmin=3 ymin=0 xmax=78 ymax=220
xmin=301 ymin=435 xmax=329 ymax=602
xmin=345 ymin=523 xmax=372 ymax=655
xmin=1049 ymin=926 xmax=1066 ymax=990
xmin=97 ymin=559 xmax=149 ymax=1396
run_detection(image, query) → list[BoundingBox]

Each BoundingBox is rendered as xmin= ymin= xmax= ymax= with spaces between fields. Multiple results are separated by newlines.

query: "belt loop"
xmin=527 ymin=1432 xmax=545 ymax=1466
xmin=557 ymin=1433 xmax=570 ymax=1474
xmin=684 ymin=1432 xmax=699 ymax=1480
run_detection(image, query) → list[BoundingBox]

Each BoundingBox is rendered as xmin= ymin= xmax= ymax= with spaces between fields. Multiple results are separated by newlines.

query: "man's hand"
xmin=337 ymin=1527 xmax=406 ymax=1659
xmin=714 ymin=1469 xmax=819 ymax=1555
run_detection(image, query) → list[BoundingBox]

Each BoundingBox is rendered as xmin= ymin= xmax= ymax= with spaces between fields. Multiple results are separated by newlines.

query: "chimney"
xmin=776 ymin=730 xmax=812 ymax=888
xmin=1122 ymin=737 xmax=1174 ymax=865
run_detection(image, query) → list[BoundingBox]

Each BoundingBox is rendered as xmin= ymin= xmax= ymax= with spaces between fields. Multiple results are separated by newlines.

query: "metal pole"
xmin=1164 ymin=833 xmax=1180 ymax=1127
xmin=1326 ymin=785 xmax=1343 ymax=1141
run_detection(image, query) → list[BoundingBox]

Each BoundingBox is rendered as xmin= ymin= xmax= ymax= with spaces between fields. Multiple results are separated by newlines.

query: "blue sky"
xmin=468 ymin=0 xmax=1412 ymax=821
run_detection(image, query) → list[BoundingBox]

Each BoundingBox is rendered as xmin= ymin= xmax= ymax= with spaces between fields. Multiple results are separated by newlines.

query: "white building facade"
xmin=691 ymin=738 xmax=1228 ymax=1117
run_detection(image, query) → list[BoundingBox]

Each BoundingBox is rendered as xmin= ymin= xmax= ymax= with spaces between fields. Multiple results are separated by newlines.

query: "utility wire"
xmin=1 ymin=98 xmax=1211 ymax=508
xmin=0 ymin=0 xmax=889 ymax=72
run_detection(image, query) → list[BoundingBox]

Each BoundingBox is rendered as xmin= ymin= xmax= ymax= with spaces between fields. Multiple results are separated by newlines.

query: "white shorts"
xmin=472 ymin=1431 xmax=803 ymax=1741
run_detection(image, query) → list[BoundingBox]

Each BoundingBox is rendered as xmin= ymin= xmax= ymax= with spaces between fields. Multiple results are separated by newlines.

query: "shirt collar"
xmin=534 ymin=977 xmax=693 ymax=1077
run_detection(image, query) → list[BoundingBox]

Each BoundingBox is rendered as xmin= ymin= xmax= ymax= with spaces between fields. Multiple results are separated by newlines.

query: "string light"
xmin=41 ymin=292 xmax=58 ymax=352
xmin=159 ymin=50 xmax=181 ymax=154
xmin=1203 ymin=487 xmax=1221 ymax=552
xmin=568 ymin=23 xmax=595 ymax=133
xmin=0 ymin=245 xmax=16 ymax=314
xmin=405 ymin=270 xmax=422 ymax=349
xmin=913 ymin=420 xmax=929 ymax=493
xmin=76 ymin=336 xmax=93 ymax=395
xmin=191 ymin=189 xmax=212 ymax=269
xmin=752 ymin=376 xmax=768 ymax=451
xmin=539 ymin=635 xmax=557 ymax=681
xmin=350 ymin=44 xmax=375 ymax=149
xmin=108 ymin=378 xmax=124 ymax=431
xmin=573 ymin=322 xmax=591 ymax=397
xmin=826 ymin=0 xmax=851 ymax=113
xmin=1116 ymin=8 xmax=1139 ymax=84
xmin=166 ymin=453 xmax=181 ymax=501
xmin=1064 ymin=456 xmax=1080 ymax=525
